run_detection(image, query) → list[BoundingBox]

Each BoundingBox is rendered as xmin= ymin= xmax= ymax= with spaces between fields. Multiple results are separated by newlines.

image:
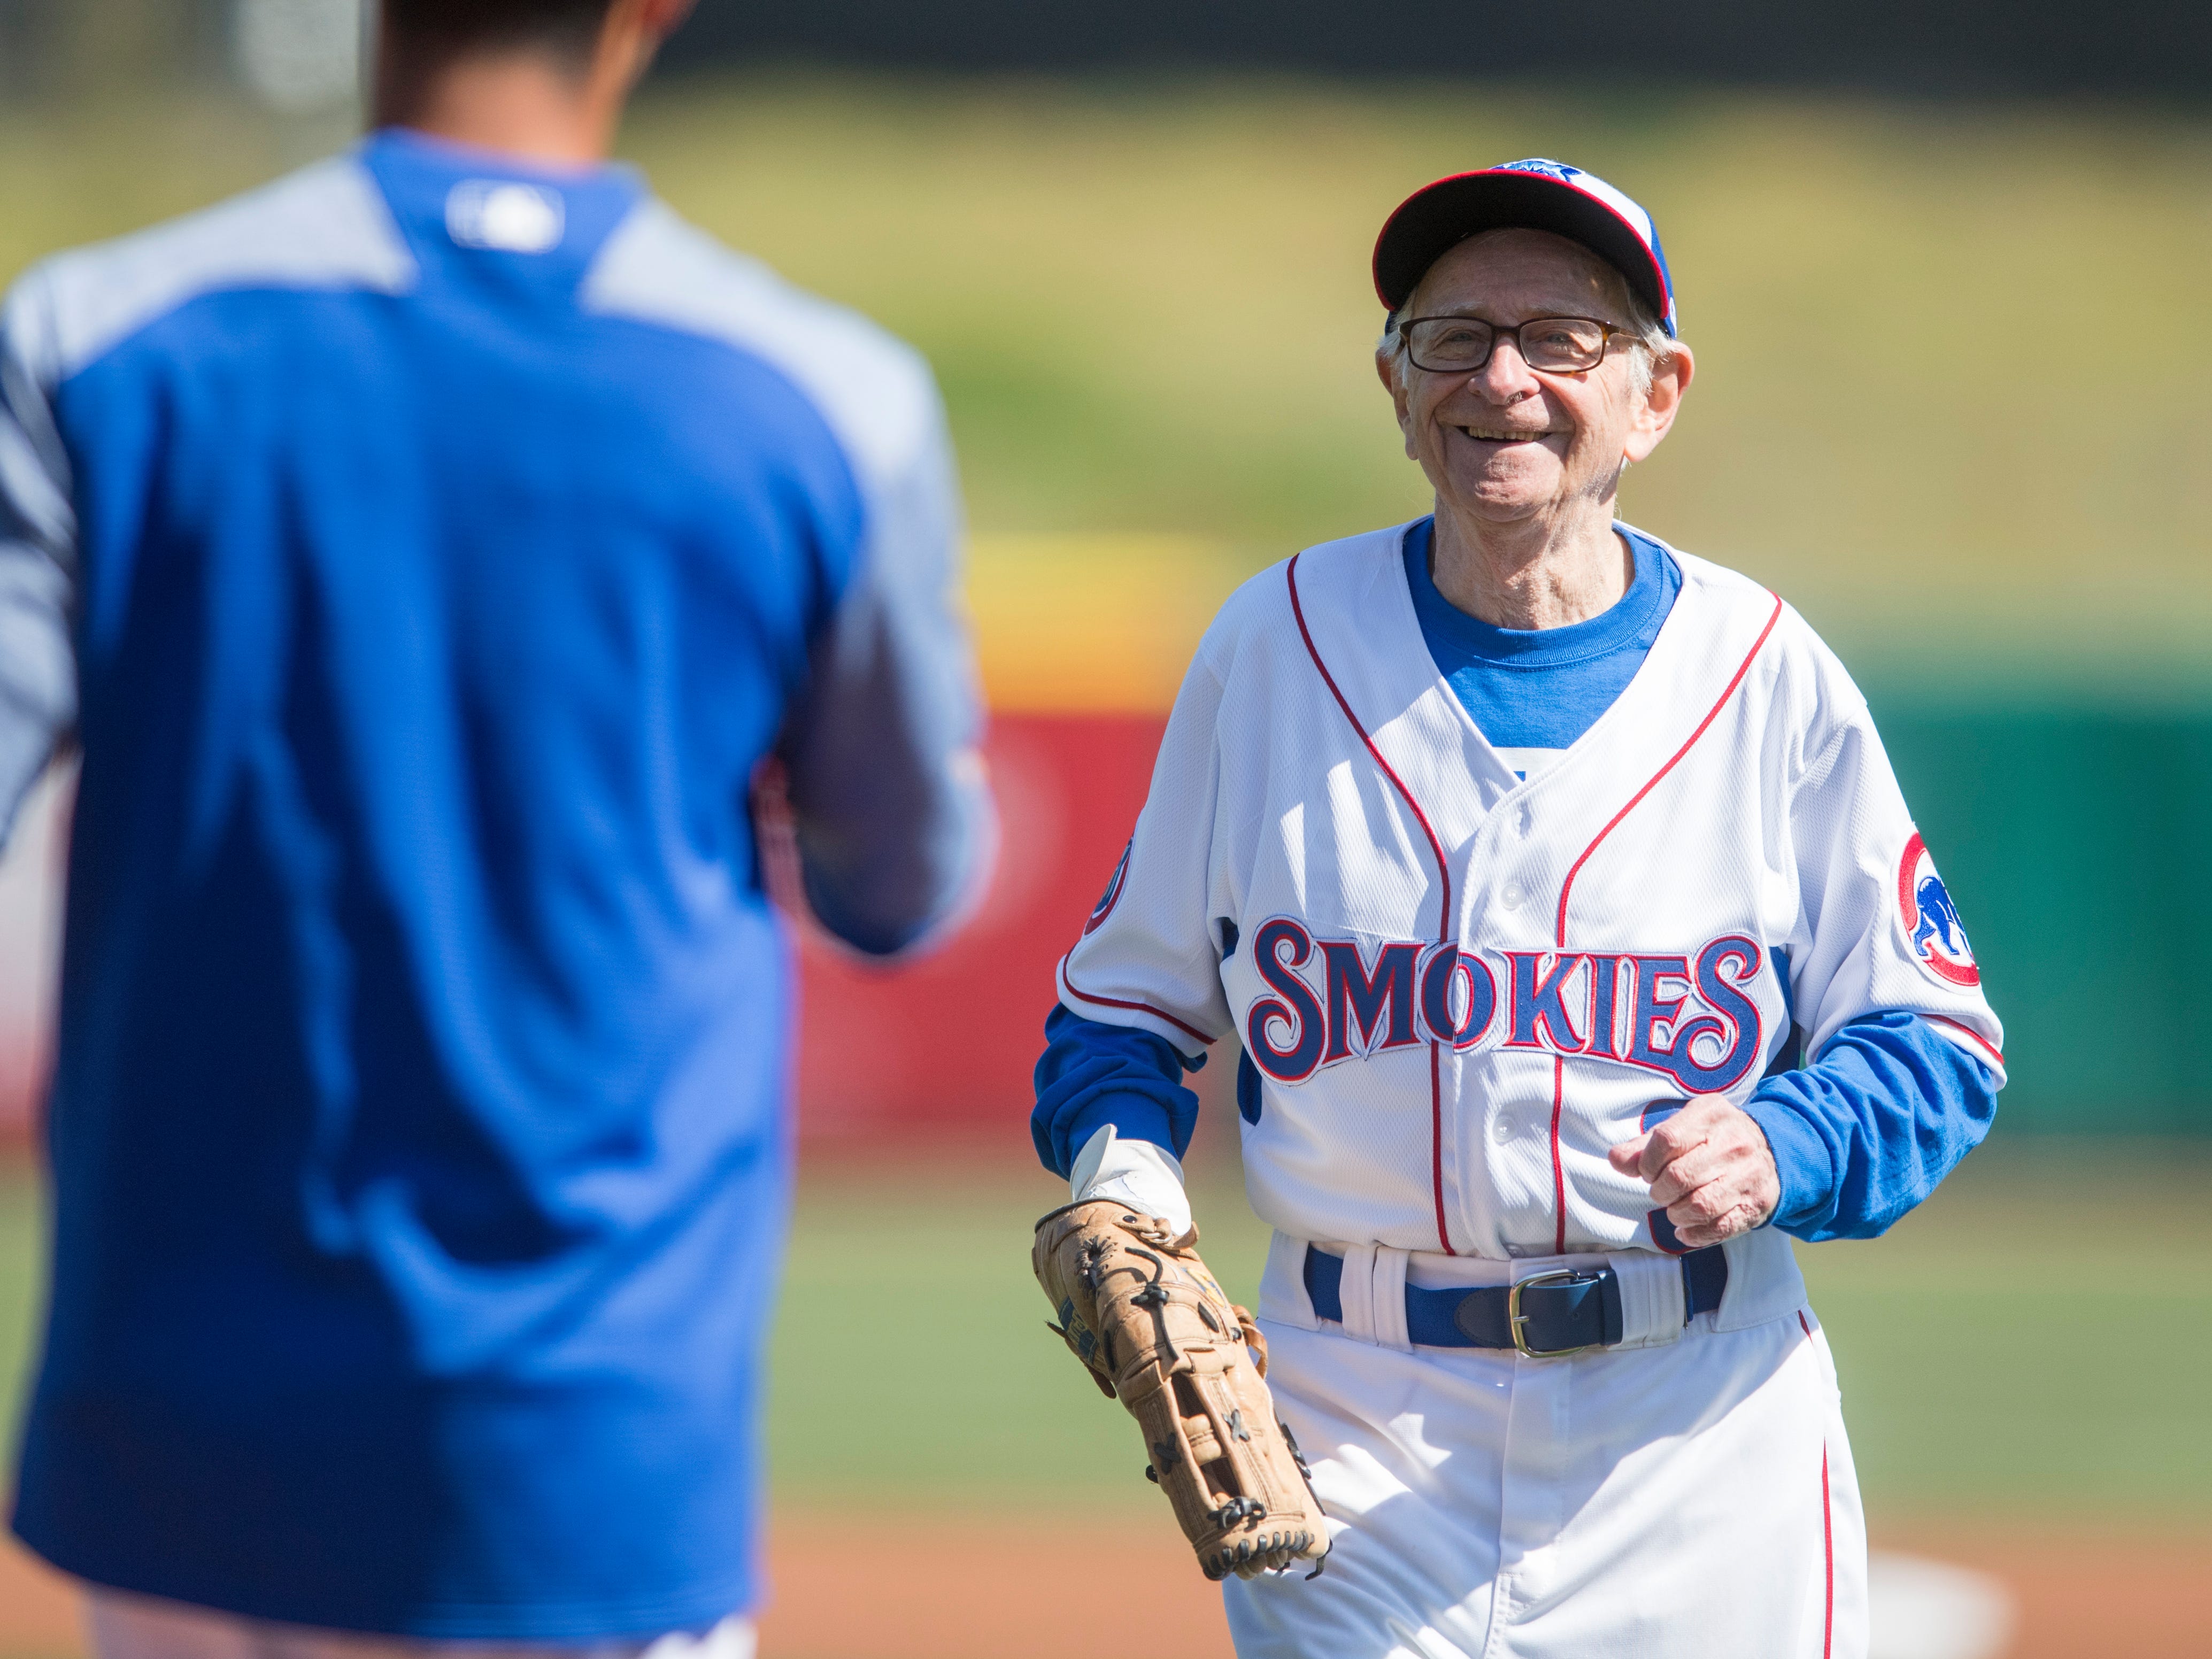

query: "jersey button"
xmin=1491 ymin=1115 xmax=1515 ymax=1144
xmin=1501 ymin=882 xmax=1524 ymax=910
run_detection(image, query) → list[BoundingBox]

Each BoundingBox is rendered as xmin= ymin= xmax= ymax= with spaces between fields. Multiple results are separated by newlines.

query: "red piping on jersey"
xmin=1057 ymin=954 xmax=1217 ymax=1048
xmin=1429 ymin=1044 xmax=1448 ymax=1251
xmin=1548 ymin=1055 xmax=1568 ymax=1249
xmin=1924 ymin=1012 xmax=2003 ymax=1068
xmin=1285 ymin=556 xmax=1454 ymax=937
xmin=1821 ymin=1443 xmax=1835 ymax=1659
xmin=1287 ymin=553 xmax=1456 ymax=1253
xmin=1549 ymin=591 xmax=1786 ymax=1255
xmin=1553 ymin=592 xmax=1785 ymax=945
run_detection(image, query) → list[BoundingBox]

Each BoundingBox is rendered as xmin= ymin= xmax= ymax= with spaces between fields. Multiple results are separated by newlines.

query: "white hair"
xmin=1379 ymin=282 xmax=1677 ymax=403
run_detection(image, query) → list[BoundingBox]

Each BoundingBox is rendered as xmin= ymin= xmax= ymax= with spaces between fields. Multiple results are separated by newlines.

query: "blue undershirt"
xmin=1032 ymin=518 xmax=1998 ymax=1245
xmin=1402 ymin=516 xmax=1679 ymax=780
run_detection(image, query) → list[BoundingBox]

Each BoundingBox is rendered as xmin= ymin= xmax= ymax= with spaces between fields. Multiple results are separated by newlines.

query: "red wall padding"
xmin=792 ymin=712 xmax=1168 ymax=1147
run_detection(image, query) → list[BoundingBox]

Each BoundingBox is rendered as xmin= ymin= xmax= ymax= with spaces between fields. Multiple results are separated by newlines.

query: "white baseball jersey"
xmin=1058 ymin=521 xmax=2005 ymax=1262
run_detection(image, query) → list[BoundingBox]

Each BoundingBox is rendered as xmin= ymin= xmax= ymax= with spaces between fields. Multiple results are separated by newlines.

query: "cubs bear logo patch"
xmin=1897 ymin=831 xmax=1978 ymax=987
xmin=1083 ymin=839 xmax=1133 ymax=936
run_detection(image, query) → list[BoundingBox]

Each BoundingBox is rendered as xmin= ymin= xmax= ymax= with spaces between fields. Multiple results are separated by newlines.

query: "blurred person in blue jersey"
xmin=0 ymin=0 xmax=991 ymax=1653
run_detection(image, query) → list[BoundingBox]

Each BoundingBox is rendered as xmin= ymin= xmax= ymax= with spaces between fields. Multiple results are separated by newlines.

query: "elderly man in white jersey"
xmin=1027 ymin=160 xmax=2003 ymax=1658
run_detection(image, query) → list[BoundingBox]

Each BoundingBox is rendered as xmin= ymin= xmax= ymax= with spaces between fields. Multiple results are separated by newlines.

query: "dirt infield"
xmin=0 ymin=1537 xmax=76 ymax=1658
xmin=0 ymin=1517 xmax=2203 ymax=1658
xmin=760 ymin=1518 xmax=2212 ymax=1659
xmin=1875 ymin=1522 xmax=2212 ymax=1659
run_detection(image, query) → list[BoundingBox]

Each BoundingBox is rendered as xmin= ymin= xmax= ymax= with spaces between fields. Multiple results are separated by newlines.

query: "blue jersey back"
xmin=0 ymin=133 xmax=985 ymax=1639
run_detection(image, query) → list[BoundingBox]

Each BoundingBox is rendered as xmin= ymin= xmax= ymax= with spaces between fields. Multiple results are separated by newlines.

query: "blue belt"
xmin=1304 ymin=1243 xmax=1729 ymax=1357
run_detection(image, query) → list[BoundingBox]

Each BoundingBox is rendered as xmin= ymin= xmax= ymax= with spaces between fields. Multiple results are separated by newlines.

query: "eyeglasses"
xmin=1399 ymin=314 xmax=1632 ymax=375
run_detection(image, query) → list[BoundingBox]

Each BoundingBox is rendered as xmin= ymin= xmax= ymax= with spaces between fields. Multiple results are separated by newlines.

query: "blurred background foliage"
xmin=12 ymin=74 xmax=2212 ymax=663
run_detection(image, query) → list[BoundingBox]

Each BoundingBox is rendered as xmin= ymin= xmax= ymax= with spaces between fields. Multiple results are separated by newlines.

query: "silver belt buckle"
xmin=1508 ymin=1269 xmax=1605 ymax=1359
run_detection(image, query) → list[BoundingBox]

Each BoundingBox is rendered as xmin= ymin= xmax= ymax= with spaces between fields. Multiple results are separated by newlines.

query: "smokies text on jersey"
xmin=1242 ymin=917 xmax=1766 ymax=1097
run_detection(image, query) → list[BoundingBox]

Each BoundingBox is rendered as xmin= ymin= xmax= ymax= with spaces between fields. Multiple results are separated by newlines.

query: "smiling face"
xmin=1380 ymin=227 xmax=1690 ymax=538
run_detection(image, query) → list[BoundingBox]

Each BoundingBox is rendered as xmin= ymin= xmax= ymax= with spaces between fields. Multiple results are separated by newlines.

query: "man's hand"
xmin=1606 ymin=1096 xmax=1781 ymax=1248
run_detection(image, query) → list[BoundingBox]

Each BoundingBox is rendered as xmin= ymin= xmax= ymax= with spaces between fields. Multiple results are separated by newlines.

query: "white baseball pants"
xmin=1223 ymin=1287 xmax=1866 ymax=1658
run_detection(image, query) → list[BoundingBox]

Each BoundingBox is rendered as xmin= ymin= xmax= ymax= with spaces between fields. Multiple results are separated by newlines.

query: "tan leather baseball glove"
xmin=1033 ymin=1200 xmax=1329 ymax=1581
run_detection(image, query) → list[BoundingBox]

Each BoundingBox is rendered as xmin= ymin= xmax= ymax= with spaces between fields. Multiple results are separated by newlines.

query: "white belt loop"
xmin=1369 ymin=1245 xmax=1413 ymax=1352
xmin=1713 ymin=1228 xmax=1810 ymax=1331
xmin=1609 ymin=1251 xmax=1687 ymax=1349
xmin=1336 ymin=1244 xmax=1380 ymax=1343
xmin=1259 ymin=1232 xmax=1321 ymax=1332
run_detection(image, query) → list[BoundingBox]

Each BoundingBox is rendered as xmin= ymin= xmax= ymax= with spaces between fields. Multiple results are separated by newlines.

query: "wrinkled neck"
xmin=1429 ymin=500 xmax=1631 ymax=631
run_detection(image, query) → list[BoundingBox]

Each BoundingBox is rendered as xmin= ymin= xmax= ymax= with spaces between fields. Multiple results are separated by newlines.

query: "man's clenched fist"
xmin=1607 ymin=1096 xmax=1781 ymax=1248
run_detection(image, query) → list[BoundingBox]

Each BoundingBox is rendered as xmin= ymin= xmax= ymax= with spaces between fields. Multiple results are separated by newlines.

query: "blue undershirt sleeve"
xmin=1743 ymin=1010 xmax=1998 ymax=1244
xmin=1031 ymin=1004 xmax=1203 ymax=1178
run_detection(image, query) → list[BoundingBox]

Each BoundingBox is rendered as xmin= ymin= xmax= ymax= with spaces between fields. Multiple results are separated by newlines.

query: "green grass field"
xmin=5 ymin=78 xmax=2212 ymax=684
xmin=770 ymin=1141 xmax=2212 ymax=1522
xmin=0 ymin=1140 xmax=2203 ymax=1525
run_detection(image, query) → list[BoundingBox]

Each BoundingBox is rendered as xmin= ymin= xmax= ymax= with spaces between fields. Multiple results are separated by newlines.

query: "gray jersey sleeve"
xmin=0 ymin=269 xmax=78 ymax=850
xmin=781 ymin=383 xmax=992 ymax=957
xmin=580 ymin=202 xmax=993 ymax=958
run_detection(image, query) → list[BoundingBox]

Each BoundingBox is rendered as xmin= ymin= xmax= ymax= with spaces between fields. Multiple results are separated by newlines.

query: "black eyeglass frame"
xmin=1397 ymin=313 xmax=1636 ymax=376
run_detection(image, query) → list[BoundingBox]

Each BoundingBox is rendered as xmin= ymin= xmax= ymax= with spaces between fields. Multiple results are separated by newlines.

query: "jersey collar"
xmin=359 ymin=128 xmax=648 ymax=294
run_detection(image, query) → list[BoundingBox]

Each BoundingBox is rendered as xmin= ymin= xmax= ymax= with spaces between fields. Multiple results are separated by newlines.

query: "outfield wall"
xmin=1875 ymin=696 xmax=2212 ymax=1133
xmin=0 ymin=693 xmax=2202 ymax=1147
xmin=790 ymin=694 xmax=2212 ymax=1143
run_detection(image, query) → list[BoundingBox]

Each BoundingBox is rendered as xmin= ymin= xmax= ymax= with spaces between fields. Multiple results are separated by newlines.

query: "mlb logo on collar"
xmin=446 ymin=180 xmax=566 ymax=253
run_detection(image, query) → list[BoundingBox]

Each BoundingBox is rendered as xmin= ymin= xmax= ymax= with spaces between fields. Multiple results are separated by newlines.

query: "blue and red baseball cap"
xmin=1372 ymin=159 xmax=1677 ymax=336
